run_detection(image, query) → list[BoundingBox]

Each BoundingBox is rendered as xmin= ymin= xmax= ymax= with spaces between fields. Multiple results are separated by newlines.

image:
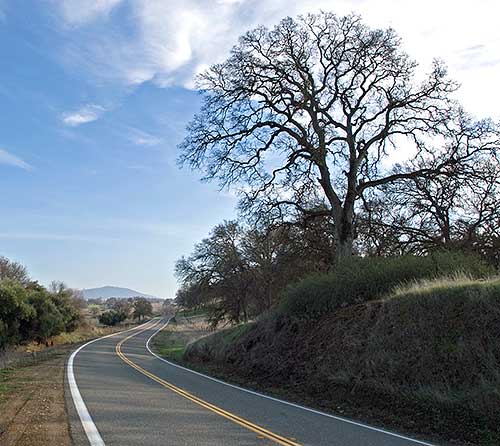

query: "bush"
xmin=282 ymin=251 xmax=493 ymax=319
xmin=0 ymin=259 xmax=83 ymax=349
xmin=23 ymin=289 xmax=65 ymax=344
xmin=50 ymin=292 xmax=81 ymax=332
xmin=99 ymin=310 xmax=126 ymax=326
xmin=48 ymin=281 xmax=83 ymax=332
xmin=0 ymin=280 xmax=34 ymax=349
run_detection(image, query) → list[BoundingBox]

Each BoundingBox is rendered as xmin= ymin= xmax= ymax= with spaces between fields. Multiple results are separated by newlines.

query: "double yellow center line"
xmin=115 ymin=319 xmax=301 ymax=446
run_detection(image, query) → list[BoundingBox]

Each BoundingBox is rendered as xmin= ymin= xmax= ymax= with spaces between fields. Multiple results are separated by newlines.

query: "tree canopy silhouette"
xmin=180 ymin=12 xmax=499 ymax=258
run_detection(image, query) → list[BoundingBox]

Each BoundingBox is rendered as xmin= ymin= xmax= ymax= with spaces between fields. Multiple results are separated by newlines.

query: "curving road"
xmin=66 ymin=318 xmax=436 ymax=446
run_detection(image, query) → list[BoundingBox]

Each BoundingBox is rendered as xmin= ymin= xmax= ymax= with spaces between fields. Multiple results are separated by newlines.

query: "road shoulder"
xmin=0 ymin=345 xmax=72 ymax=446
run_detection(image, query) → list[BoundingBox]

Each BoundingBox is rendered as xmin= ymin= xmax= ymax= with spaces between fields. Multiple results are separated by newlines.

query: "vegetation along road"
xmin=67 ymin=317 xmax=435 ymax=446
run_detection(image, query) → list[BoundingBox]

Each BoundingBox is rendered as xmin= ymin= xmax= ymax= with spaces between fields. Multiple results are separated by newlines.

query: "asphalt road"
xmin=67 ymin=318 xmax=436 ymax=446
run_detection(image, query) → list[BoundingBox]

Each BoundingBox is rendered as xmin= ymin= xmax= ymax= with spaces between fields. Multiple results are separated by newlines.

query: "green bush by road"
xmin=0 ymin=277 xmax=81 ymax=350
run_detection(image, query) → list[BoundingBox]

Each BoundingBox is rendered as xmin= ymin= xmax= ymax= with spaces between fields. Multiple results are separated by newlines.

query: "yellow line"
xmin=115 ymin=321 xmax=302 ymax=446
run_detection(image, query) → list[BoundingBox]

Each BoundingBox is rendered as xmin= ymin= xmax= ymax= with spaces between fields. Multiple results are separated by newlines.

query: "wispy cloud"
xmin=0 ymin=231 xmax=118 ymax=242
xmin=57 ymin=0 xmax=123 ymax=26
xmin=54 ymin=0 xmax=294 ymax=88
xmin=455 ymin=43 xmax=500 ymax=70
xmin=128 ymin=127 xmax=163 ymax=146
xmin=62 ymin=104 xmax=106 ymax=126
xmin=0 ymin=148 xmax=32 ymax=170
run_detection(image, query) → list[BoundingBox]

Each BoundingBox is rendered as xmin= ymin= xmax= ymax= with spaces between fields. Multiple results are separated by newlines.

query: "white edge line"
xmin=67 ymin=319 xmax=158 ymax=446
xmin=146 ymin=318 xmax=436 ymax=446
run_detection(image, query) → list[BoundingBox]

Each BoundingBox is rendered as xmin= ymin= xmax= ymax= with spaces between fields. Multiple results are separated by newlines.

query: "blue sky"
xmin=1 ymin=1 xmax=499 ymax=297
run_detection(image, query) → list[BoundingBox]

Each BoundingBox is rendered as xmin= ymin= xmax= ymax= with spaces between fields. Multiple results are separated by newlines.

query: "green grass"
xmin=154 ymin=343 xmax=185 ymax=361
xmin=152 ymin=320 xmax=185 ymax=361
xmin=151 ymin=320 xmax=193 ymax=362
xmin=184 ymin=323 xmax=255 ymax=363
xmin=177 ymin=308 xmax=207 ymax=318
xmin=220 ymin=324 xmax=254 ymax=342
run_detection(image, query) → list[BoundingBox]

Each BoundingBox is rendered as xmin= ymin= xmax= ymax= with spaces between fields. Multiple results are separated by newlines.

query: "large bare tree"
xmin=180 ymin=12 xmax=499 ymax=258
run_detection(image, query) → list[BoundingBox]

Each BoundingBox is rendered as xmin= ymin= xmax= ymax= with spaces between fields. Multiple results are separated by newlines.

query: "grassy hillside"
xmin=183 ymin=276 xmax=500 ymax=445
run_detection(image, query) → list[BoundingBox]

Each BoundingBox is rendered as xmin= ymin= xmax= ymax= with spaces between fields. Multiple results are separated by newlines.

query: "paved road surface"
xmin=66 ymin=318 xmax=436 ymax=446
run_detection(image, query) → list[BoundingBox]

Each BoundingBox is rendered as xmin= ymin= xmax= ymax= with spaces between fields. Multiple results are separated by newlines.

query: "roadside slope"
xmin=181 ymin=277 xmax=500 ymax=445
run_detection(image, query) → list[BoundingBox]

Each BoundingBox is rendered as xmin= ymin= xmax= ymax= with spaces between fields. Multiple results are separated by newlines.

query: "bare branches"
xmin=175 ymin=219 xmax=334 ymax=326
xmin=179 ymin=11 xmax=498 ymax=258
xmin=357 ymin=153 xmax=500 ymax=261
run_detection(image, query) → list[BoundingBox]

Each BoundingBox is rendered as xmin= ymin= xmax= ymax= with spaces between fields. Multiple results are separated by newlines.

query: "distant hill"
xmin=82 ymin=286 xmax=158 ymax=300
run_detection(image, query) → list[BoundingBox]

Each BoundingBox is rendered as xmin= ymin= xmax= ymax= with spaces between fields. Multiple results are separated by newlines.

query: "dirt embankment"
xmin=179 ymin=278 xmax=500 ymax=446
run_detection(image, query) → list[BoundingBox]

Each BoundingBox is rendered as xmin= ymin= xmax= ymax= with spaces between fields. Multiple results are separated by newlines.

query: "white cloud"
xmin=0 ymin=148 xmax=32 ymax=170
xmin=54 ymin=0 xmax=500 ymax=118
xmin=62 ymin=104 xmax=106 ymax=126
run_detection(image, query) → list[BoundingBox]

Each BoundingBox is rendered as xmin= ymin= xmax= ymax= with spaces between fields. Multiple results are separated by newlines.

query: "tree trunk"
xmin=334 ymin=204 xmax=355 ymax=260
xmin=335 ymin=235 xmax=354 ymax=259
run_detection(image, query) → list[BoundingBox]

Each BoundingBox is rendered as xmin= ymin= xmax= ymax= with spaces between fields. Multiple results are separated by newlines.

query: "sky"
xmin=0 ymin=0 xmax=499 ymax=297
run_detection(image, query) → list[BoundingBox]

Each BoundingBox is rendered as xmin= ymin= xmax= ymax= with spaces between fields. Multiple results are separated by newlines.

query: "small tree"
xmin=176 ymin=221 xmax=252 ymax=325
xmin=132 ymin=298 xmax=153 ymax=322
xmin=112 ymin=299 xmax=133 ymax=321
xmin=88 ymin=304 xmax=101 ymax=318
xmin=48 ymin=281 xmax=82 ymax=332
xmin=180 ymin=12 xmax=499 ymax=259
xmin=0 ymin=256 xmax=30 ymax=285
xmin=176 ymin=219 xmax=336 ymax=326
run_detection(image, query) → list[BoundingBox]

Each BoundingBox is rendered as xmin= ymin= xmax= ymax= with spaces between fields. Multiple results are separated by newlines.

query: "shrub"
xmin=0 ymin=259 xmax=83 ymax=349
xmin=48 ymin=282 xmax=83 ymax=332
xmin=50 ymin=292 xmax=81 ymax=332
xmin=0 ymin=280 xmax=34 ymax=349
xmin=282 ymin=251 xmax=493 ymax=319
xmin=23 ymin=289 xmax=65 ymax=344
xmin=88 ymin=304 xmax=101 ymax=317
xmin=99 ymin=310 xmax=126 ymax=326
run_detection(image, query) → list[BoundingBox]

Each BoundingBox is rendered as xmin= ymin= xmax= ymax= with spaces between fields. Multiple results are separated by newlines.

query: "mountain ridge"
xmin=82 ymin=286 xmax=158 ymax=300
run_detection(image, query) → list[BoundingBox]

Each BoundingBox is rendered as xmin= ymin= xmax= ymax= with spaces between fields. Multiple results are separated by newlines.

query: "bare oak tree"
xmin=180 ymin=12 xmax=499 ymax=259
